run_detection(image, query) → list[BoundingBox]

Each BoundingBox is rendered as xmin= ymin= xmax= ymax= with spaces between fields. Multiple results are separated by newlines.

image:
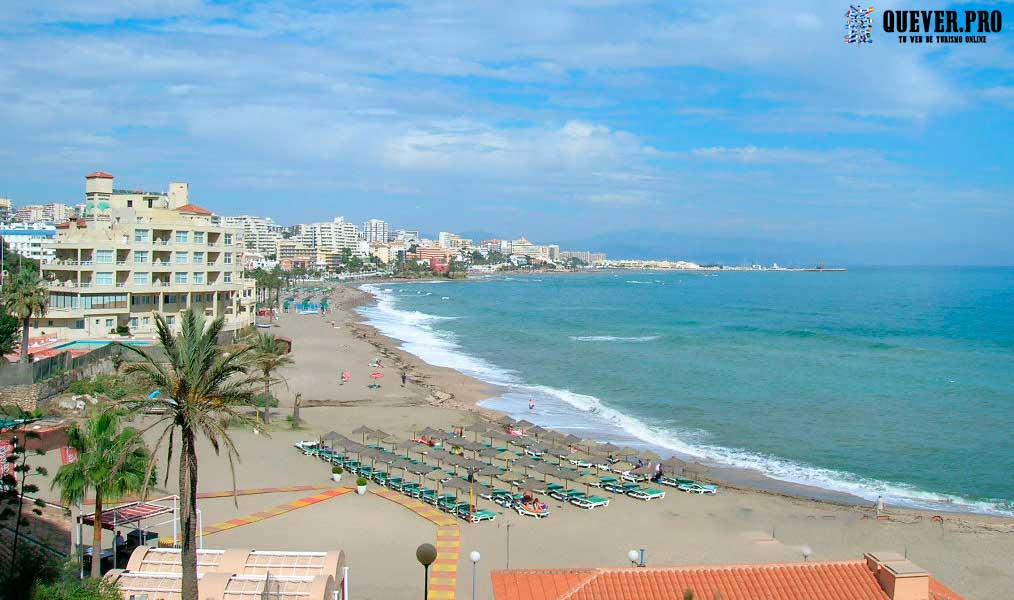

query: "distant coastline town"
xmin=1 ymin=172 xmax=840 ymax=291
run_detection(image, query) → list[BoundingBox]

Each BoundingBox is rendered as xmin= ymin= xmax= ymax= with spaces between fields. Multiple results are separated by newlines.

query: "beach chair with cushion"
xmin=437 ymin=495 xmax=459 ymax=512
xmin=678 ymin=482 xmax=718 ymax=495
xmin=569 ymin=494 xmax=611 ymax=509
xmin=372 ymin=471 xmax=389 ymax=485
xmin=516 ymin=500 xmax=550 ymax=518
xmin=658 ymin=475 xmax=690 ymax=489
xmin=402 ymin=482 xmax=421 ymax=497
xmin=548 ymin=488 xmax=583 ymax=502
xmin=603 ymin=481 xmax=637 ymax=494
xmin=420 ymin=489 xmax=439 ymax=505
xmin=626 ymin=486 xmax=666 ymax=501
xmin=387 ymin=477 xmax=404 ymax=491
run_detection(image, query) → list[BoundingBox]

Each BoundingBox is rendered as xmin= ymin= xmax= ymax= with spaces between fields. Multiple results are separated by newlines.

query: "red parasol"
xmin=370 ymin=371 xmax=384 ymax=379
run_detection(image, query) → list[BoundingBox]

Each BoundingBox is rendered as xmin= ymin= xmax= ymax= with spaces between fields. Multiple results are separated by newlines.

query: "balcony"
xmin=153 ymin=240 xmax=171 ymax=246
xmin=116 ymin=261 xmax=128 ymax=266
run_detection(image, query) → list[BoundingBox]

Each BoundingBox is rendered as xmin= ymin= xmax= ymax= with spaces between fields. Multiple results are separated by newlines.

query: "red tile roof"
xmin=85 ymin=171 xmax=114 ymax=179
xmin=175 ymin=203 xmax=213 ymax=215
xmin=492 ymin=561 xmax=965 ymax=600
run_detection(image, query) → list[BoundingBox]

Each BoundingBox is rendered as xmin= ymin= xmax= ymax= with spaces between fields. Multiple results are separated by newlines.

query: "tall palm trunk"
xmin=91 ymin=492 xmax=103 ymax=578
xmin=262 ymin=374 xmax=272 ymax=424
xmin=179 ymin=428 xmax=199 ymax=600
xmin=20 ymin=315 xmax=30 ymax=362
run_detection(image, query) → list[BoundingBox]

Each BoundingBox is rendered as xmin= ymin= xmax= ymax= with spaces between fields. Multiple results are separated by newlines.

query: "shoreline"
xmin=341 ymin=279 xmax=1014 ymax=527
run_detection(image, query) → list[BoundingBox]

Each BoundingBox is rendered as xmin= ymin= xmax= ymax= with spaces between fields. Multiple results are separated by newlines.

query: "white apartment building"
xmin=222 ymin=214 xmax=282 ymax=256
xmin=392 ymin=229 xmax=420 ymax=244
xmin=0 ymin=198 xmax=12 ymax=222
xmin=362 ymin=219 xmax=390 ymax=243
xmin=0 ymin=222 xmax=56 ymax=263
xmin=296 ymin=217 xmax=365 ymax=255
xmin=39 ymin=172 xmax=255 ymax=339
xmin=438 ymin=232 xmax=473 ymax=250
xmin=13 ymin=203 xmax=73 ymax=223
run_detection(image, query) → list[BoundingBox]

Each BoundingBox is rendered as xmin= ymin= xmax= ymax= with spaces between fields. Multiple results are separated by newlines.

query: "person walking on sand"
xmin=401 ymin=370 xmax=407 ymax=386
xmin=876 ymin=495 xmax=885 ymax=517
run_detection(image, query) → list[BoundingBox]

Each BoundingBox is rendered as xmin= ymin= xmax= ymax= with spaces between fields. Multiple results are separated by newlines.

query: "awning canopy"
xmin=80 ymin=499 xmax=174 ymax=530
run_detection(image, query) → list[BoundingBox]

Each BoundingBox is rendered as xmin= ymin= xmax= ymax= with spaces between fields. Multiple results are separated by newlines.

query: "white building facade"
xmin=0 ymin=222 xmax=56 ymax=263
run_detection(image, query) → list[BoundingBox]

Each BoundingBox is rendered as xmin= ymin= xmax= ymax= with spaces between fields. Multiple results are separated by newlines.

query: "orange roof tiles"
xmin=492 ymin=560 xmax=965 ymax=600
xmin=175 ymin=203 xmax=213 ymax=215
xmin=85 ymin=171 xmax=114 ymax=178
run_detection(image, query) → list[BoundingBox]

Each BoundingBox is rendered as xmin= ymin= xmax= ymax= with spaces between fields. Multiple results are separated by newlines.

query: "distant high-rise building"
xmin=362 ymin=219 xmax=390 ymax=243
xmin=0 ymin=198 xmax=11 ymax=222
xmin=296 ymin=217 xmax=364 ymax=255
xmin=222 ymin=215 xmax=282 ymax=256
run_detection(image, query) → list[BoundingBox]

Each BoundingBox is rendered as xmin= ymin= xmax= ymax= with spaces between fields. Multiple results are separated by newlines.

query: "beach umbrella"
xmin=476 ymin=464 xmax=502 ymax=485
xmin=395 ymin=439 xmax=418 ymax=452
xmin=513 ymin=456 xmax=540 ymax=472
xmin=499 ymin=471 xmax=524 ymax=484
xmin=477 ymin=447 xmax=500 ymax=461
xmin=463 ymin=422 xmax=488 ymax=440
xmin=685 ymin=463 xmax=709 ymax=479
xmin=419 ymin=427 xmax=443 ymax=438
xmin=515 ymin=419 xmax=534 ymax=430
xmin=464 ymin=458 xmax=487 ymax=472
xmin=426 ymin=449 xmax=451 ymax=467
xmin=372 ymin=429 xmax=393 ymax=443
xmin=425 ymin=468 xmax=449 ymax=484
xmin=565 ymin=451 xmax=594 ymax=464
xmin=630 ymin=465 xmax=654 ymax=478
xmin=563 ymin=434 xmax=583 ymax=446
xmin=486 ymin=430 xmax=511 ymax=442
xmin=661 ymin=457 xmax=686 ymax=474
xmin=495 ymin=450 xmax=516 ymax=466
xmin=618 ymin=447 xmax=640 ymax=459
xmin=496 ymin=415 xmax=516 ymax=426
xmin=612 ymin=461 xmax=636 ymax=473
xmin=510 ymin=437 xmax=533 ymax=448
xmin=322 ymin=431 xmax=343 ymax=441
xmin=410 ymin=443 xmax=432 ymax=458
xmin=596 ymin=442 xmax=620 ymax=454
xmin=528 ymin=425 xmax=547 ymax=437
xmin=576 ymin=473 xmax=601 ymax=494
xmin=351 ymin=425 xmax=374 ymax=443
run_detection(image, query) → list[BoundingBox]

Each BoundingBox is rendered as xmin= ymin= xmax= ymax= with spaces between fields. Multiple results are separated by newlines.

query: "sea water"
xmin=357 ymin=268 xmax=1014 ymax=515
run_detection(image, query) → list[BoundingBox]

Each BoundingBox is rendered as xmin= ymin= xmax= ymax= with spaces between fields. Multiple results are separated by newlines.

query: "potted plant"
xmin=331 ymin=465 xmax=343 ymax=482
xmin=356 ymin=476 xmax=369 ymax=495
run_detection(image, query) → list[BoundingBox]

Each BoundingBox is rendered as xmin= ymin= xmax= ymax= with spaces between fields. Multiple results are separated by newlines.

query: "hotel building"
xmin=221 ymin=214 xmax=282 ymax=256
xmin=39 ymin=172 xmax=255 ymax=339
xmin=362 ymin=219 xmax=390 ymax=243
xmin=1 ymin=222 xmax=56 ymax=263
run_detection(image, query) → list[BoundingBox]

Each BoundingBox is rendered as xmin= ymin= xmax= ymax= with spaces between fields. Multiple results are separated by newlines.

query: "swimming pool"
xmin=53 ymin=340 xmax=154 ymax=349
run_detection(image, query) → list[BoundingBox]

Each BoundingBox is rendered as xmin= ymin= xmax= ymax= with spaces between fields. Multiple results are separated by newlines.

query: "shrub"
xmin=356 ymin=477 xmax=368 ymax=486
xmin=33 ymin=577 xmax=123 ymax=600
xmin=332 ymin=466 xmax=343 ymax=474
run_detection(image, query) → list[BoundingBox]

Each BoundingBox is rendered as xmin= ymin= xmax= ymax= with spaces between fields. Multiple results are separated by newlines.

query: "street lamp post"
xmin=416 ymin=543 xmax=438 ymax=600
xmin=470 ymin=550 xmax=481 ymax=600
xmin=468 ymin=551 xmax=480 ymax=595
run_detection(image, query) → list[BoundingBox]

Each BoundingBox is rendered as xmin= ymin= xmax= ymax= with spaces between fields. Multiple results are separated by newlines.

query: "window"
xmin=175 ymin=231 xmax=189 ymax=244
xmin=192 ymin=252 xmax=204 ymax=264
xmin=175 ymin=272 xmax=188 ymax=284
xmin=127 ymin=200 xmax=133 ymax=208
xmin=134 ymin=229 xmax=150 ymax=243
xmin=143 ymin=295 xmax=151 ymax=305
xmin=193 ymin=272 xmax=205 ymax=284
xmin=175 ymin=252 xmax=188 ymax=264
xmin=134 ymin=251 xmax=148 ymax=264
xmin=96 ymin=250 xmax=114 ymax=264
xmin=143 ymin=316 xmax=150 ymax=327
xmin=166 ymin=316 xmax=175 ymax=326
xmin=130 ymin=317 xmax=138 ymax=329
xmin=224 ymin=252 xmax=233 ymax=265
xmin=193 ymin=231 xmax=205 ymax=244
xmin=82 ymin=294 xmax=127 ymax=309
xmin=95 ymin=272 xmax=113 ymax=286
xmin=105 ymin=318 xmax=114 ymax=329
xmin=224 ymin=233 xmax=233 ymax=246
xmin=133 ymin=272 xmax=150 ymax=285
xmin=74 ymin=320 xmax=85 ymax=329
xmin=166 ymin=294 xmax=176 ymax=304
xmin=223 ymin=272 xmax=233 ymax=284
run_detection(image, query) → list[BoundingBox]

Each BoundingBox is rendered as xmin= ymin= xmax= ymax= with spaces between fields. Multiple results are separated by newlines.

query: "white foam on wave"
xmin=570 ymin=335 xmax=660 ymax=342
xmin=357 ymin=283 xmax=1012 ymax=517
xmin=358 ymin=284 xmax=515 ymax=386
xmin=626 ymin=280 xmax=653 ymax=284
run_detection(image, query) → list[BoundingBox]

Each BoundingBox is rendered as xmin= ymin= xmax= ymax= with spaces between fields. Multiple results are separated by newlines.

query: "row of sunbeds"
xmin=297 ymin=442 xmax=498 ymax=523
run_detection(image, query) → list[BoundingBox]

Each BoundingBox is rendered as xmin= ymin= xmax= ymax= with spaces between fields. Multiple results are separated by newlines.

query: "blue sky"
xmin=1 ymin=1 xmax=1012 ymax=264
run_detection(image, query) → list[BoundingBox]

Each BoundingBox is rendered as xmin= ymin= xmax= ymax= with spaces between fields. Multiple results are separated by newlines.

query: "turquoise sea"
xmin=358 ymin=268 xmax=1014 ymax=515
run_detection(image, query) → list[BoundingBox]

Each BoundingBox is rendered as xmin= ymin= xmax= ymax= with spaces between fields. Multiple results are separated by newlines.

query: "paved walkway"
xmin=87 ymin=484 xmax=333 ymax=505
xmin=198 ymin=487 xmax=352 ymax=537
xmin=372 ymin=489 xmax=461 ymax=600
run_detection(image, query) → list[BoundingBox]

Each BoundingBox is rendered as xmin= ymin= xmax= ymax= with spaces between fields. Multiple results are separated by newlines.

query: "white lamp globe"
xmin=470 ymin=550 xmax=481 ymax=563
xmin=627 ymin=550 xmax=640 ymax=564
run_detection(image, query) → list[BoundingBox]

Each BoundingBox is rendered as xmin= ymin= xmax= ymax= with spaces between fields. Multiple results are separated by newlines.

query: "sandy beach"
xmin=30 ymin=282 xmax=1014 ymax=599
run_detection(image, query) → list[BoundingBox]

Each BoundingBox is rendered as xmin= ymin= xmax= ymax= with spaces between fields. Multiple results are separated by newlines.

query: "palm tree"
xmin=250 ymin=332 xmax=294 ymax=423
xmin=115 ymin=309 xmax=258 ymax=600
xmin=52 ymin=409 xmax=152 ymax=578
xmin=1 ymin=270 xmax=49 ymax=362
